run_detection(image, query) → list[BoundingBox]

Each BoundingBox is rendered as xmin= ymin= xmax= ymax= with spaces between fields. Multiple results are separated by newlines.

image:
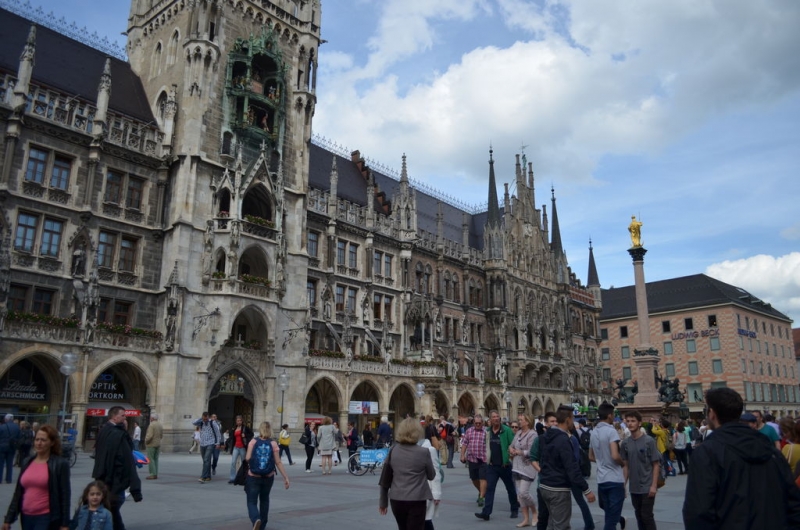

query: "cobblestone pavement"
xmin=0 ymin=449 xmax=688 ymax=529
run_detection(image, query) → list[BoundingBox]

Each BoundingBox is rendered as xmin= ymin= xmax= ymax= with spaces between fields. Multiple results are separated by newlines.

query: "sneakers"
xmin=477 ymin=497 xmax=485 ymax=507
xmin=198 ymin=477 xmax=211 ymax=483
xmin=253 ymin=519 xmax=262 ymax=530
xmin=305 ymin=469 xmax=312 ymax=473
xmin=146 ymin=476 xmax=157 ymax=480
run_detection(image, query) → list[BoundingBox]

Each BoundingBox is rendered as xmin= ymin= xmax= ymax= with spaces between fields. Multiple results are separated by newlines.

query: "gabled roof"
xmin=0 ymin=8 xmax=155 ymax=123
xmin=308 ymin=142 xmax=487 ymax=250
xmin=600 ymin=273 xmax=792 ymax=322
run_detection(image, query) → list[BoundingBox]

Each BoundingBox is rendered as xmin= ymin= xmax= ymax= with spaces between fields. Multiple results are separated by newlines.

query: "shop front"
xmin=0 ymin=358 xmax=57 ymax=425
xmin=83 ymin=366 xmax=147 ymax=451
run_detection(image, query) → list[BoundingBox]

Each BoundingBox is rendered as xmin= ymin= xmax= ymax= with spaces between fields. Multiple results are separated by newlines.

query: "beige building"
xmin=599 ymin=274 xmax=797 ymax=417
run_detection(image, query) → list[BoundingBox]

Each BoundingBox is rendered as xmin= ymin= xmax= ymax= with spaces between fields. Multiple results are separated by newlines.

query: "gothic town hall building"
xmin=0 ymin=1 xmax=603 ymax=450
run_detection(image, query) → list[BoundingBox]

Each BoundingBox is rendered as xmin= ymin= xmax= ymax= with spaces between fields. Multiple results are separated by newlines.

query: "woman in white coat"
xmin=420 ymin=423 xmax=442 ymax=530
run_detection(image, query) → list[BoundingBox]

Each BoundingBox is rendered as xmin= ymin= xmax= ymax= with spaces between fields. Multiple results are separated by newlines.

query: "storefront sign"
xmin=671 ymin=328 xmax=719 ymax=340
xmin=348 ymin=401 xmax=379 ymax=415
xmin=86 ymin=408 xmax=141 ymax=417
xmin=738 ymin=328 xmax=757 ymax=338
xmin=89 ymin=373 xmax=125 ymax=400
xmin=0 ymin=380 xmax=46 ymax=401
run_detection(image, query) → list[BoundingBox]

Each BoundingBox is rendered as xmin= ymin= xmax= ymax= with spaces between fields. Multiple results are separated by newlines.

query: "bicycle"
xmin=62 ymin=442 xmax=78 ymax=468
xmin=348 ymin=443 xmax=390 ymax=476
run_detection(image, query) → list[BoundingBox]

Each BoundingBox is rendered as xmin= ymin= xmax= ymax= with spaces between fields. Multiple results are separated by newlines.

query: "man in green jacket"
xmin=475 ymin=410 xmax=520 ymax=521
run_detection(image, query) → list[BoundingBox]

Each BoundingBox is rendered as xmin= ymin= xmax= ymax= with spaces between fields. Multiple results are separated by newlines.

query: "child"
xmin=189 ymin=426 xmax=201 ymax=454
xmin=70 ymin=480 xmax=113 ymax=530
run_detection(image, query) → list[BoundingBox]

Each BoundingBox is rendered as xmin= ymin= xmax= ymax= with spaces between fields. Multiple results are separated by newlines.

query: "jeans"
xmin=674 ymin=449 xmax=689 ymax=474
xmin=279 ymin=444 xmax=293 ymax=464
xmin=446 ymin=442 xmax=456 ymax=468
xmin=305 ymin=444 xmax=315 ymax=470
xmin=20 ymin=513 xmax=57 ymax=530
xmin=481 ymin=464 xmax=520 ymax=516
xmin=630 ymin=493 xmax=657 ymax=530
xmin=597 ymin=482 xmax=625 ymax=530
xmin=132 ymin=440 xmax=140 ymax=451
xmin=390 ymin=499 xmax=427 ymax=530
xmin=230 ymin=446 xmax=247 ymax=481
xmin=212 ymin=446 xmax=220 ymax=471
xmin=572 ymin=485 xmax=596 ymax=529
xmin=0 ymin=447 xmax=14 ymax=483
xmin=147 ymin=446 xmax=160 ymax=476
xmin=245 ymin=474 xmax=275 ymax=525
xmin=540 ymin=489 xmax=572 ymax=529
xmin=200 ymin=445 xmax=215 ymax=479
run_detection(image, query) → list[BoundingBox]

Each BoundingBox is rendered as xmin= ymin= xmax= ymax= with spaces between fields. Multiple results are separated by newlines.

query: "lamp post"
xmin=415 ymin=382 xmax=425 ymax=414
xmin=678 ymin=402 xmax=690 ymax=421
xmin=59 ymin=353 xmax=78 ymax=436
xmin=278 ymin=370 xmax=289 ymax=426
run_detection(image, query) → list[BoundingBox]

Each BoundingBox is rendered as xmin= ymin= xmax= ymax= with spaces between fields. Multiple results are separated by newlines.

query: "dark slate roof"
xmin=0 ymin=8 xmax=155 ymax=123
xmin=600 ymin=273 xmax=792 ymax=322
xmin=309 ymin=142 xmax=487 ymax=250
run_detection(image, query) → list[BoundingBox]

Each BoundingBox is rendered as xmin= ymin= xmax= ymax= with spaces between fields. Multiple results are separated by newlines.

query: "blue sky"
xmin=27 ymin=0 xmax=800 ymax=323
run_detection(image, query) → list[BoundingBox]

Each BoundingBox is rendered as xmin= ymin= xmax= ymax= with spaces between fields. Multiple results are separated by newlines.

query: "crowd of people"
xmin=4 ymin=387 xmax=800 ymax=530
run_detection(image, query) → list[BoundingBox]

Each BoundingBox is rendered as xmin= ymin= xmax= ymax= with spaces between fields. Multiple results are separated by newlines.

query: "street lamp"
xmin=679 ymin=402 xmax=690 ymax=421
xmin=277 ymin=370 xmax=289 ymax=426
xmin=59 ymin=353 xmax=78 ymax=436
xmin=415 ymin=382 xmax=425 ymax=398
xmin=587 ymin=407 xmax=598 ymax=422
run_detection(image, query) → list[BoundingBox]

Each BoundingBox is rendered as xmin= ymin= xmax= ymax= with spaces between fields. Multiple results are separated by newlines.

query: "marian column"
xmin=627 ymin=216 xmax=660 ymax=406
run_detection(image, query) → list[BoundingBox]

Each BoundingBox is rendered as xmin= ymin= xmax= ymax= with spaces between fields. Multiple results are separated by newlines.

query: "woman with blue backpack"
xmin=244 ymin=422 xmax=290 ymax=530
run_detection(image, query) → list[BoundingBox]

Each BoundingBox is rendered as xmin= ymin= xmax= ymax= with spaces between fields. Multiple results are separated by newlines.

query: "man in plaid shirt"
xmin=193 ymin=411 xmax=223 ymax=483
xmin=460 ymin=415 xmax=488 ymax=507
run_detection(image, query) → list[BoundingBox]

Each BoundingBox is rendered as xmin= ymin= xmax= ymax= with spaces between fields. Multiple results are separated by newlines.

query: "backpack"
xmin=578 ymin=428 xmax=591 ymax=452
xmin=250 ymin=438 xmax=276 ymax=476
xmin=689 ymin=427 xmax=702 ymax=444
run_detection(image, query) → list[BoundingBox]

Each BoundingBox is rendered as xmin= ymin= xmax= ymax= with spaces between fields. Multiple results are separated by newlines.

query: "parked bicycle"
xmin=348 ymin=443 xmax=390 ymax=476
xmin=62 ymin=442 xmax=77 ymax=468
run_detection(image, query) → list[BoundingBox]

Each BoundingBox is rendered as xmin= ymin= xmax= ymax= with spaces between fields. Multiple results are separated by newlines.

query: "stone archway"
xmin=208 ymin=370 xmax=255 ymax=430
xmin=389 ymin=384 xmax=416 ymax=424
xmin=457 ymin=392 xmax=477 ymax=417
xmin=532 ymin=399 xmax=544 ymax=417
xmin=305 ymin=377 xmax=341 ymax=421
xmin=484 ymin=393 xmax=501 ymax=415
xmin=545 ymin=398 xmax=556 ymax=413
xmin=350 ymin=380 xmax=381 ymax=430
xmin=434 ymin=390 xmax=450 ymax=418
xmin=0 ymin=354 xmax=63 ymax=424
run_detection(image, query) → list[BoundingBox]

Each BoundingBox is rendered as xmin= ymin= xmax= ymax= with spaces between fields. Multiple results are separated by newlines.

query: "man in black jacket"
xmin=683 ymin=388 xmax=800 ymax=529
xmin=539 ymin=405 xmax=596 ymax=529
xmin=92 ymin=406 xmax=143 ymax=530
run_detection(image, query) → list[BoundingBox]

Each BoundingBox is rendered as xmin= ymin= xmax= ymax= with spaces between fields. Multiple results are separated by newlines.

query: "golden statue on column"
xmin=628 ymin=215 xmax=643 ymax=248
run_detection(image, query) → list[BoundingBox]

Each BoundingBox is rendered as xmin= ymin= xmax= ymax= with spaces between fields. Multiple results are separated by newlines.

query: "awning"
xmin=85 ymin=402 xmax=140 ymax=417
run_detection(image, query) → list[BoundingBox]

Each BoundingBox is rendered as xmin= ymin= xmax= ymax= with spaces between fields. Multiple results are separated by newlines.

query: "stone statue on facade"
xmin=628 ymin=215 xmax=643 ymax=248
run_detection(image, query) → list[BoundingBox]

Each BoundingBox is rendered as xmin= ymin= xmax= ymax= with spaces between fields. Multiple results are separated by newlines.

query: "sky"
xmin=25 ymin=0 xmax=800 ymax=324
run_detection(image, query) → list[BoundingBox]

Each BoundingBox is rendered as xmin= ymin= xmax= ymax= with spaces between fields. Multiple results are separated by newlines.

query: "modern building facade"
xmin=0 ymin=1 xmax=603 ymax=451
xmin=599 ymin=274 xmax=798 ymax=417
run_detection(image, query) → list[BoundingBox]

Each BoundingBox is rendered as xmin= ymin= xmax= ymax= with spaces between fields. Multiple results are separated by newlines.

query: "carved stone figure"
xmin=71 ymin=247 xmax=85 ymax=277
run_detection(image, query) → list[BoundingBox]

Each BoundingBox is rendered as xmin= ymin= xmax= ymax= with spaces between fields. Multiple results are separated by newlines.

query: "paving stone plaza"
xmin=0 ymin=449 xmax=688 ymax=529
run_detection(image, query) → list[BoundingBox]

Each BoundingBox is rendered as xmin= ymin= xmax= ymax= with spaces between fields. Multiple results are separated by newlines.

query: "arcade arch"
xmin=389 ymin=384 xmax=415 ymax=423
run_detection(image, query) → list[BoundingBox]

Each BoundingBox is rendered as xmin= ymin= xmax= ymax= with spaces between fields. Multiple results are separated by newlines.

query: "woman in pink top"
xmin=2 ymin=425 xmax=71 ymax=530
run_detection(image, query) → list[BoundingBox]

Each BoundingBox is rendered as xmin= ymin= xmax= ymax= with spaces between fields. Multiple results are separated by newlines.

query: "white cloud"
xmin=316 ymin=0 xmax=800 ymax=206
xmin=705 ymin=252 xmax=800 ymax=323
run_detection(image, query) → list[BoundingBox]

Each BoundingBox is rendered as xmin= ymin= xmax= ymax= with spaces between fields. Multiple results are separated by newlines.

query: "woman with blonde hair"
xmin=244 ymin=422 xmax=289 ymax=530
xmin=316 ymin=417 xmax=336 ymax=475
xmin=508 ymin=412 xmax=538 ymax=527
xmin=379 ymin=418 xmax=435 ymax=530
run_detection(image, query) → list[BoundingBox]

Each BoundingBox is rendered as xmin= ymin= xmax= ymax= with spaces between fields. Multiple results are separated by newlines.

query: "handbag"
xmin=299 ymin=433 xmax=309 ymax=445
xmin=378 ymin=447 xmax=394 ymax=489
xmin=233 ymin=458 xmax=249 ymax=486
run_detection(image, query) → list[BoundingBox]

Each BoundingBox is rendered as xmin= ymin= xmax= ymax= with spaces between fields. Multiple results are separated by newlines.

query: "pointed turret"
xmin=92 ymin=58 xmax=112 ymax=137
xmin=486 ymin=147 xmax=501 ymax=228
xmin=12 ymin=26 xmax=36 ymax=109
xmin=588 ymin=239 xmax=602 ymax=309
xmin=550 ymin=187 xmax=563 ymax=254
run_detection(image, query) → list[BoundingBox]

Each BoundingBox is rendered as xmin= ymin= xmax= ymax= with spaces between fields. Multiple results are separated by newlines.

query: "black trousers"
xmin=304 ymin=444 xmax=315 ymax=470
xmin=390 ymin=499 xmax=427 ymax=530
xmin=536 ymin=487 xmax=550 ymax=530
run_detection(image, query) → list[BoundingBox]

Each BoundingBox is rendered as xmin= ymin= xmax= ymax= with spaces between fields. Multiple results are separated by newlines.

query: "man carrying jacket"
xmin=474 ymin=410 xmax=520 ymax=521
xmin=683 ymin=387 xmax=800 ymax=529
xmin=539 ymin=405 xmax=596 ymax=529
xmin=92 ymin=406 xmax=142 ymax=530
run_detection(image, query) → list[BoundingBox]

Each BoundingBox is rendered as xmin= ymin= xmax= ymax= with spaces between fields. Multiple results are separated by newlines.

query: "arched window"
xmin=453 ymin=278 xmax=460 ymax=303
xmin=167 ymin=30 xmax=180 ymax=65
xmin=150 ymin=42 xmax=162 ymax=78
xmin=156 ymin=91 xmax=168 ymax=124
xmin=424 ymin=265 xmax=432 ymax=294
xmin=415 ymin=262 xmax=424 ymax=292
xmin=443 ymin=271 xmax=451 ymax=300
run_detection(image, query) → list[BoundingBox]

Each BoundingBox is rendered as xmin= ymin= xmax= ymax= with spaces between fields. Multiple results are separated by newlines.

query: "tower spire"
xmin=550 ymin=186 xmax=563 ymax=253
xmin=587 ymin=239 xmax=600 ymax=286
xmin=487 ymin=146 xmax=501 ymax=227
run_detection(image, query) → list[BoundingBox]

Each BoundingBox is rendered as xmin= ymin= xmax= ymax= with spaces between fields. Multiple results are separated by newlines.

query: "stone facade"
xmin=0 ymin=1 xmax=603 ymax=451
